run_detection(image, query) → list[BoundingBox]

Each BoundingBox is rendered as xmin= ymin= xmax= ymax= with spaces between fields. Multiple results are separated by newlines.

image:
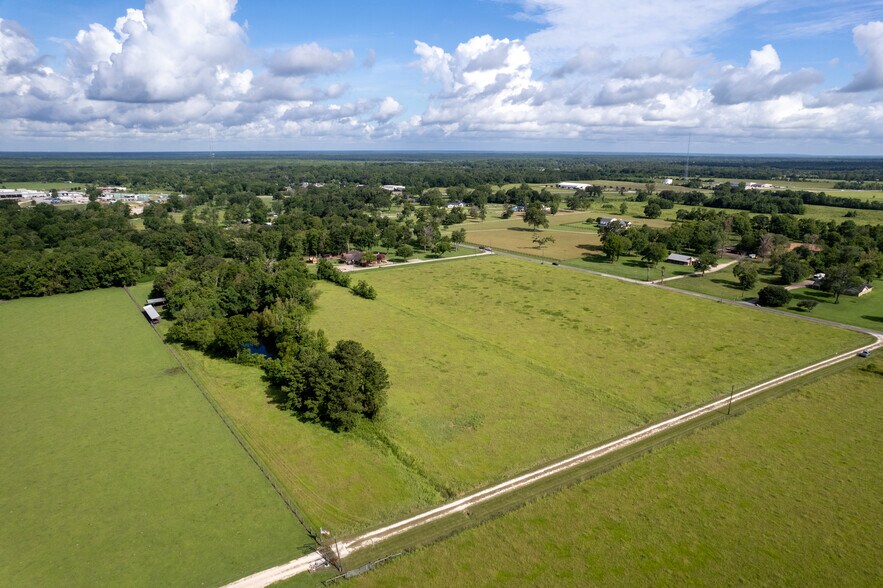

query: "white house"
xmin=381 ymin=184 xmax=406 ymax=192
xmin=662 ymin=178 xmax=674 ymax=185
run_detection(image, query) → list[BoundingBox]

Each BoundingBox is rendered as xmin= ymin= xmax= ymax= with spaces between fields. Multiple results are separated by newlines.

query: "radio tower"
xmin=684 ymin=133 xmax=692 ymax=182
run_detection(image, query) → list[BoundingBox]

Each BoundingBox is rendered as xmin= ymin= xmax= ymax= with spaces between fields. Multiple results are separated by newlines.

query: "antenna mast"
xmin=684 ymin=133 xmax=692 ymax=182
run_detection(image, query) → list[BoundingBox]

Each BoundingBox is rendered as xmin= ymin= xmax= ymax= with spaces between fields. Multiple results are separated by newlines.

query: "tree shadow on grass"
xmin=791 ymin=289 xmax=833 ymax=302
xmin=578 ymin=243 xmax=604 ymax=253
xmin=706 ymin=277 xmax=745 ymax=291
xmin=622 ymin=258 xmax=651 ymax=269
xmin=861 ymin=315 xmax=883 ymax=323
xmin=581 ymin=252 xmax=611 ymax=263
xmin=262 ymin=380 xmax=344 ymax=432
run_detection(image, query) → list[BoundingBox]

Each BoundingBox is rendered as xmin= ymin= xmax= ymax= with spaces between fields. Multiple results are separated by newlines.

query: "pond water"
xmin=245 ymin=342 xmax=273 ymax=358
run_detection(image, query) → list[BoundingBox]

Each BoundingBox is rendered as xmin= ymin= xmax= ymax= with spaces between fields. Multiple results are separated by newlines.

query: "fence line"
xmin=122 ymin=286 xmax=320 ymax=542
xmin=463 ymin=241 xmax=561 ymax=263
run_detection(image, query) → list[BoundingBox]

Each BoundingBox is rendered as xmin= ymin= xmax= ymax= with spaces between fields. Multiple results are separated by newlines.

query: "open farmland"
xmin=309 ymin=256 xmax=869 ymax=498
xmin=463 ymin=227 xmax=602 ymax=259
xmin=177 ymin=349 xmax=444 ymax=534
xmin=354 ymin=363 xmax=883 ymax=587
xmin=0 ymin=289 xmax=312 ymax=587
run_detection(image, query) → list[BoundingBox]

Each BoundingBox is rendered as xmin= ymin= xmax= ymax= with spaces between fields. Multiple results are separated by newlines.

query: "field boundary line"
xmin=121 ymin=286 xmax=320 ymax=543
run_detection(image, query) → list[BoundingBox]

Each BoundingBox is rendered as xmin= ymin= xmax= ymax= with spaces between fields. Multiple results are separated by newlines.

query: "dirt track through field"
xmin=224 ymin=328 xmax=882 ymax=588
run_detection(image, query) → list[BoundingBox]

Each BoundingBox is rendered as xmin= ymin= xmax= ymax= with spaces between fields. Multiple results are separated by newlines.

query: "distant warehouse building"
xmin=0 ymin=189 xmax=45 ymax=200
xmin=557 ymin=182 xmax=593 ymax=190
xmin=381 ymin=184 xmax=406 ymax=192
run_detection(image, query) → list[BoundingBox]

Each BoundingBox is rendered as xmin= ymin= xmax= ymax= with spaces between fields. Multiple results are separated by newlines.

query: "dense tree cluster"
xmin=0 ymin=201 xmax=145 ymax=298
xmin=264 ymin=338 xmax=388 ymax=431
xmin=594 ymin=197 xmax=883 ymax=294
xmin=156 ymin=255 xmax=388 ymax=430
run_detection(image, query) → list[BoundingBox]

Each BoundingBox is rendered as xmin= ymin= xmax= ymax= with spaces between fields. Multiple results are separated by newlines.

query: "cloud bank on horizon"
xmin=1 ymin=0 xmax=882 ymax=153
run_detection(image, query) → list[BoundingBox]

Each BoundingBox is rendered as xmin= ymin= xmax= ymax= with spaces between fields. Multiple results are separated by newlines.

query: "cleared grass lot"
xmin=310 ymin=256 xmax=869 ymax=498
xmin=464 ymin=227 xmax=602 ymax=260
xmin=0 ymin=289 xmax=312 ymax=587
xmin=667 ymin=260 xmax=779 ymax=300
xmin=177 ymin=349 xmax=443 ymax=535
xmin=355 ymin=364 xmax=883 ymax=587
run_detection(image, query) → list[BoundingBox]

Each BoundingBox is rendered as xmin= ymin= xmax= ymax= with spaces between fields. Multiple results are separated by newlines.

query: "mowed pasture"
xmin=355 ymin=364 xmax=883 ymax=587
xmin=464 ymin=227 xmax=602 ymax=259
xmin=311 ymin=256 xmax=869 ymax=496
xmin=0 ymin=289 xmax=312 ymax=587
xmin=178 ymin=349 xmax=444 ymax=535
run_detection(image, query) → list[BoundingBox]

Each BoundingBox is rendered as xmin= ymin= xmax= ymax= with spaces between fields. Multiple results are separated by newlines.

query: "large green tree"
xmin=692 ymin=252 xmax=718 ymax=276
xmin=523 ymin=202 xmax=549 ymax=232
xmin=733 ymin=262 xmax=759 ymax=291
xmin=821 ymin=265 xmax=862 ymax=304
xmin=641 ymin=242 xmax=668 ymax=267
xmin=602 ymin=234 xmax=631 ymax=261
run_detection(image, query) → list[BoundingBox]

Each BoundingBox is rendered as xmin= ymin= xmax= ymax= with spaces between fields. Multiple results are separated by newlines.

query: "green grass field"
xmin=176 ymin=255 xmax=870 ymax=540
xmin=355 ymin=363 xmax=883 ymax=587
xmin=783 ymin=279 xmax=883 ymax=331
xmin=308 ymin=257 xmax=869 ymax=498
xmin=667 ymin=260 xmax=779 ymax=300
xmin=561 ymin=254 xmax=699 ymax=281
xmin=0 ymin=288 xmax=313 ymax=587
xmin=177 ymin=349 xmax=443 ymax=535
xmin=464 ymin=227 xmax=601 ymax=260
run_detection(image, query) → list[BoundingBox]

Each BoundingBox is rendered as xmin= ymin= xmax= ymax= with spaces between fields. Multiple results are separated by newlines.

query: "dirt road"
xmin=223 ymin=331 xmax=882 ymax=588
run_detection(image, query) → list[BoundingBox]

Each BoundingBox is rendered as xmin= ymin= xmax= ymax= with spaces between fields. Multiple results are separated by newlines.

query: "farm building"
xmin=662 ymin=178 xmax=674 ymax=185
xmin=557 ymin=182 xmax=592 ymax=190
xmin=845 ymin=283 xmax=874 ymax=297
xmin=142 ymin=305 xmax=161 ymax=325
xmin=667 ymin=253 xmax=697 ymax=265
xmin=381 ymin=184 xmax=406 ymax=192
xmin=146 ymin=297 xmax=167 ymax=306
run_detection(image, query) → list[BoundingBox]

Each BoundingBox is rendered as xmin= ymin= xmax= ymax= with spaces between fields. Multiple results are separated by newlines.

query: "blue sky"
xmin=0 ymin=0 xmax=882 ymax=154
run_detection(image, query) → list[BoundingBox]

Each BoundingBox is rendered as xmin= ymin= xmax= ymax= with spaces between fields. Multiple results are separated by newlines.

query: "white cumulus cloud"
xmin=87 ymin=0 xmax=246 ymax=102
xmin=841 ymin=21 xmax=883 ymax=92
xmin=712 ymin=44 xmax=822 ymax=104
xmin=267 ymin=43 xmax=355 ymax=77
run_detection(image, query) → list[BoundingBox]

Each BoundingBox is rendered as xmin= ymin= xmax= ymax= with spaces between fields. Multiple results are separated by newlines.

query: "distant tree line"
xmin=4 ymin=154 xmax=882 ymax=193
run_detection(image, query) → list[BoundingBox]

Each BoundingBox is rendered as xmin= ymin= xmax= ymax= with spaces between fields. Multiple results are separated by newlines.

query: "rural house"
xmin=845 ymin=283 xmax=874 ymax=297
xmin=340 ymin=250 xmax=364 ymax=265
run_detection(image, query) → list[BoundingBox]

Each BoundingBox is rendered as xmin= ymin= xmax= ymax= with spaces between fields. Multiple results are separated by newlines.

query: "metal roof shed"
xmin=142 ymin=305 xmax=161 ymax=324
